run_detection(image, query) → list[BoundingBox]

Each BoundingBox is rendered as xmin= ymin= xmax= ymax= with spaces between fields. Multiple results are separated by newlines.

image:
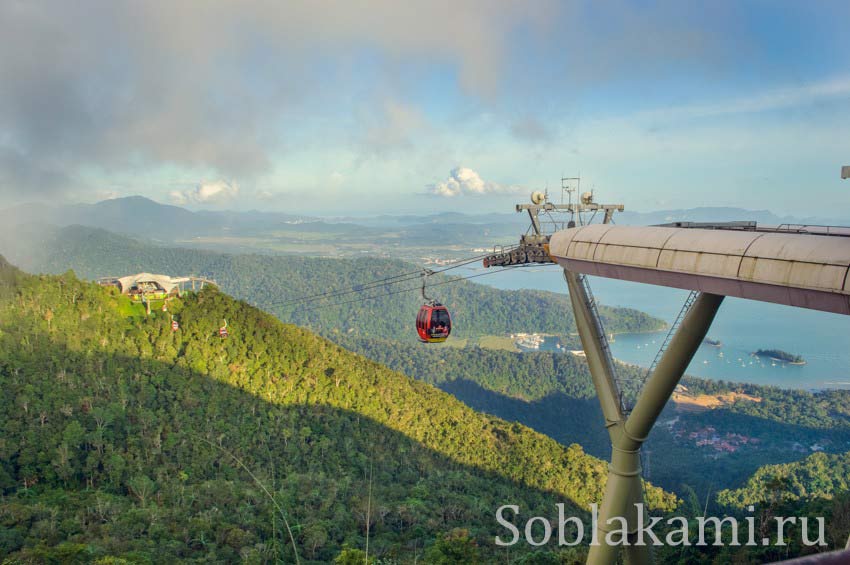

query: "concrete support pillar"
xmin=564 ymin=270 xmax=724 ymax=565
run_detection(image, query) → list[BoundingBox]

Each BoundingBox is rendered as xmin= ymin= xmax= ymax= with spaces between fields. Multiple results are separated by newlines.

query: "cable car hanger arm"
xmin=420 ymin=269 xmax=436 ymax=303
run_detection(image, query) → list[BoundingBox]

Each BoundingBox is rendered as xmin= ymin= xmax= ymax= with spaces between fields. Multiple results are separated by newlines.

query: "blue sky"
xmin=1 ymin=1 xmax=849 ymax=216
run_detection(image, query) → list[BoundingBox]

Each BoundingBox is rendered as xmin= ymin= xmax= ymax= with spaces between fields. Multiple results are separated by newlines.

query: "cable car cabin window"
xmin=431 ymin=308 xmax=451 ymax=333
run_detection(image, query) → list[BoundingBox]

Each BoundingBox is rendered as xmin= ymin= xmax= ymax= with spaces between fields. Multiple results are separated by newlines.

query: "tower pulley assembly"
xmin=483 ymin=177 xmax=624 ymax=268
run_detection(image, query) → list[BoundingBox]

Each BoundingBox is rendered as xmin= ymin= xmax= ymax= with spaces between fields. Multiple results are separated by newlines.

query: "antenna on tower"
xmin=561 ymin=176 xmax=580 ymax=225
xmin=483 ymin=173 xmax=623 ymax=268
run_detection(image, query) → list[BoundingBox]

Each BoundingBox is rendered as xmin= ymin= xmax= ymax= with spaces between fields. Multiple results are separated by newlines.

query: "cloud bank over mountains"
xmin=429 ymin=167 xmax=524 ymax=197
xmin=170 ymin=180 xmax=240 ymax=205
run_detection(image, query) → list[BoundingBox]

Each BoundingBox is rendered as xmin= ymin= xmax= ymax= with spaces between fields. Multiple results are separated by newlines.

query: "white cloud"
xmin=170 ymin=180 xmax=239 ymax=205
xmin=428 ymin=167 xmax=522 ymax=197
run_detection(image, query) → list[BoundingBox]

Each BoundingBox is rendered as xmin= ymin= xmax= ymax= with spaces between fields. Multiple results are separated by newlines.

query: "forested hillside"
xmin=718 ymin=451 xmax=850 ymax=508
xmin=711 ymin=451 xmax=850 ymax=555
xmin=0 ymin=224 xmax=663 ymax=343
xmin=334 ymin=334 xmax=850 ymax=503
xmin=0 ymin=257 xmax=674 ymax=562
xmin=681 ymin=378 xmax=850 ymax=431
xmin=338 ymin=336 xmax=647 ymax=402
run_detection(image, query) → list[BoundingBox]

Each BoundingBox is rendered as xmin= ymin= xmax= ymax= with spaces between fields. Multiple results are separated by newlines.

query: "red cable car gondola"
xmin=416 ymin=270 xmax=452 ymax=343
xmin=416 ymin=302 xmax=452 ymax=343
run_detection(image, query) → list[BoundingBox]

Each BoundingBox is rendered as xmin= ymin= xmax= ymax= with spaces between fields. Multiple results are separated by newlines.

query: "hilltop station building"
xmin=97 ymin=273 xmax=215 ymax=301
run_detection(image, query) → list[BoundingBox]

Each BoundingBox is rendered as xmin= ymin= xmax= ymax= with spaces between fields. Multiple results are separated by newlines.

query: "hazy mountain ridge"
xmin=0 ymin=196 xmax=317 ymax=240
xmin=2 ymin=197 xmax=846 ymax=245
xmin=340 ymin=206 xmax=849 ymax=229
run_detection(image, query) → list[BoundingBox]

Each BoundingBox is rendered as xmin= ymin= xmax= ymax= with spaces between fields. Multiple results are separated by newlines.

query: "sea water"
xmin=458 ymin=264 xmax=850 ymax=389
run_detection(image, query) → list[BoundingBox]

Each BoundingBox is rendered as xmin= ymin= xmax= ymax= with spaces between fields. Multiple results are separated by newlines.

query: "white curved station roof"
xmin=117 ymin=273 xmax=188 ymax=294
xmin=548 ymin=225 xmax=850 ymax=315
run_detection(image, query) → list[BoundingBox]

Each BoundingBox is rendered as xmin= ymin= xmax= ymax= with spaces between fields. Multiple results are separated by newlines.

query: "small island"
xmin=703 ymin=338 xmax=722 ymax=347
xmin=753 ymin=348 xmax=806 ymax=365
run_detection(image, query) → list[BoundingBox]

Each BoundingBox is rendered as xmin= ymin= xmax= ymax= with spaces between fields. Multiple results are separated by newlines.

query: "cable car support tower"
xmin=484 ymin=179 xmax=850 ymax=564
xmin=563 ymin=271 xmax=721 ymax=565
xmin=486 ymin=183 xmax=711 ymax=565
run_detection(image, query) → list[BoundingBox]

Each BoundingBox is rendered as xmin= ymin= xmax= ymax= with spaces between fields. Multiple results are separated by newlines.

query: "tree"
xmin=334 ymin=546 xmax=375 ymax=565
xmin=127 ymin=475 xmax=156 ymax=507
xmin=302 ymin=523 xmax=329 ymax=559
xmin=424 ymin=529 xmax=480 ymax=564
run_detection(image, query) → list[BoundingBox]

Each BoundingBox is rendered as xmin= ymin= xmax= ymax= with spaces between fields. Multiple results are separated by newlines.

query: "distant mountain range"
xmin=2 ymin=196 xmax=847 ymax=242
xmin=354 ymin=206 xmax=849 ymax=228
xmin=619 ymin=206 xmax=849 ymax=227
xmin=0 ymin=196 xmax=316 ymax=240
